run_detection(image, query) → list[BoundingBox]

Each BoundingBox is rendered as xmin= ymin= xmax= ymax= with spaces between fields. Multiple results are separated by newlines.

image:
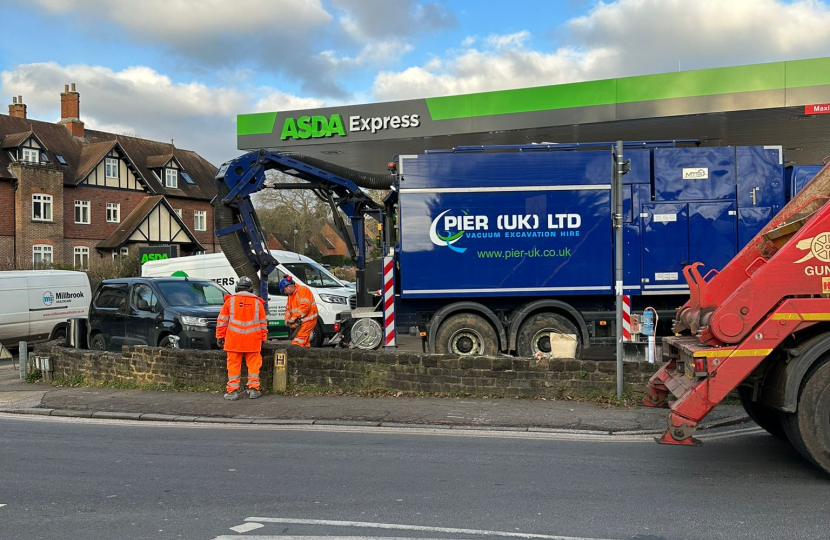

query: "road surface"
xmin=0 ymin=414 xmax=827 ymax=540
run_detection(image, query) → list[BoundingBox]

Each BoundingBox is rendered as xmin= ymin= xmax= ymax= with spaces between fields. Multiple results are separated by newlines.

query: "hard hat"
xmin=278 ymin=275 xmax=294 ymax=293
xmin=236 ymin=276 xmax=253 ymax=293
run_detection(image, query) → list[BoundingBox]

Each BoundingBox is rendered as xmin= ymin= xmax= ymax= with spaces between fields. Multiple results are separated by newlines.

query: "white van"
xmin=0 ymin=270 xmax=92 ymax=348
xmin=141 ymin=250 xmax=355 ymax=346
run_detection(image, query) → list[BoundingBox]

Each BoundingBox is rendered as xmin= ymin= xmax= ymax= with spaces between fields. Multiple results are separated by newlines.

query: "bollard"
xmin=19 ymin=341 xmax=28 ymax=380
xmin=273 ymin=349 xmax=287 ymax=392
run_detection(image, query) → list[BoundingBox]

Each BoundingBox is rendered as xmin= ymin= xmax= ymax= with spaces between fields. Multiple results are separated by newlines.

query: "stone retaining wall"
xmin=34 ymin=341 xmax=662 ymax=398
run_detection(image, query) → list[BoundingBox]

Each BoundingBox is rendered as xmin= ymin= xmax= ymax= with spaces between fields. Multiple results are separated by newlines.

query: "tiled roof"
xmin=0 ymin=114 xmax=217 ymax=201
xmin=1 ymin=131 xmax=31 ymax=148
xmin=97 ymin=195 xmax=204 ymax=251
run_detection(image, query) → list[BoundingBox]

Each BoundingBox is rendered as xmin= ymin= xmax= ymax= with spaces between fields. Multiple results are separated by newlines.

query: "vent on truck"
xmin=349 ymin=295 xmax=357 ymax=310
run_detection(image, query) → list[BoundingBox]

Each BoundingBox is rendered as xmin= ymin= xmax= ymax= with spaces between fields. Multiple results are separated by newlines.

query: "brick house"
xmin=0 ymin=84 xmax=219 ymax=270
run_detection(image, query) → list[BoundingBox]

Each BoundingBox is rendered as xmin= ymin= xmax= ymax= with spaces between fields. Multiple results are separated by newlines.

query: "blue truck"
xmin=213 ymin=142 xmax=819 ymax=356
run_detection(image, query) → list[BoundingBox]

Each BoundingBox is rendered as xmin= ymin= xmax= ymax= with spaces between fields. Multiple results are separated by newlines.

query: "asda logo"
xmin=280 ymin=113 xmax=421 ymax=140
xmin=281 ymin=115 xmax=346 ymax=140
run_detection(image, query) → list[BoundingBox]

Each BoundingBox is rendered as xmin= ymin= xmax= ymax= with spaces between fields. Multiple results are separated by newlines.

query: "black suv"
xmin=87 ymin=277 xmax=228 ymax=351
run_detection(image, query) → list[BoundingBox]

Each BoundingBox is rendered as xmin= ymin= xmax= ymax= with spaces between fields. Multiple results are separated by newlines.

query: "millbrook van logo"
xmin=42 ymin=290 xmax=85 ymax=307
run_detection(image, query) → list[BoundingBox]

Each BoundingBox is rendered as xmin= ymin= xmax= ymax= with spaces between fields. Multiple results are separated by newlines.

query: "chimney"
xmin=59 ymin=82 xmax=84 ymax=137
xmin=8 ymin=95 xmax=27 ymax=119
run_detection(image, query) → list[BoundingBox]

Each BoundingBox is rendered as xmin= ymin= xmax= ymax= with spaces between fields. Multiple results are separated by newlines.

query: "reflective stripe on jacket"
xmin=286 ymin=283 xmax=318 ymax=324
xmin=216 ymin=291 xmax=268 ymax=352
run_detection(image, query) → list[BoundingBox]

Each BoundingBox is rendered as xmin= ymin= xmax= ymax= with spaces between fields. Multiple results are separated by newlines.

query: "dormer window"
xmin=165 ymin=168 xmax=178 ymax=189
xmin=22 ymin=148 xmax=40 ymax=163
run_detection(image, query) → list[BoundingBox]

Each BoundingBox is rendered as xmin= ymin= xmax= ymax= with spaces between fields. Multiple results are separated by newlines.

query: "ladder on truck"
xmin=644 ymin=161 xmax=830 ymax=474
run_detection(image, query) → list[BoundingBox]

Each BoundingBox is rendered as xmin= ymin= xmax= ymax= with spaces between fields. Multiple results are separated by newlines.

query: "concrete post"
xmin=273 ymin=349 xmax=287 ymax=392
xmin=19 ymin=341 xmax=27 ymax=380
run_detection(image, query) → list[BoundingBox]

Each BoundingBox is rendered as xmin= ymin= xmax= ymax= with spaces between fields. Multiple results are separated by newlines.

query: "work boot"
xmin=224 ymin=391 xmax=240 ymax=401
xmin=248 ymin=389 xmax=261 ymax=399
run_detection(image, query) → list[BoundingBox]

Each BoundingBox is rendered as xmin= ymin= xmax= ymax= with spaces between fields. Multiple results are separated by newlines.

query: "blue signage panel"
xmin=399 ymin=189 xmax=613 ymax=298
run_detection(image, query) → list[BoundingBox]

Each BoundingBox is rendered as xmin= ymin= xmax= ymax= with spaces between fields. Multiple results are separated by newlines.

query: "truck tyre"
xmin=785 ymin=359 xmax=830 ymax=474
xmin=159 ymin=335 xmax=175 ymax=348
xmin=517 ymin=313 xmax=581 ymax=358
xmin=737 ymin=387 xmax=787 ymax=440
xmin=434 ymin=313 xmax=498 ymax=356
xmin=90 ymin=333 xmax=106 ymax=351
xmin=309 ymin=321 xmax=324 ymax=348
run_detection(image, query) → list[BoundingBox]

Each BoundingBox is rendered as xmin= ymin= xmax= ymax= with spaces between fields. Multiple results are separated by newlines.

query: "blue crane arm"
xmin=212 ymin=149 xmax=388 ymax=304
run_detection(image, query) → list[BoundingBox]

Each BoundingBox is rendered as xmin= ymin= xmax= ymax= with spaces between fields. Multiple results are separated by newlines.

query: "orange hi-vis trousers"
xmin=292 ymin=319 xmax=316 ymax=347
xmin=226 ymin=351 xmax=262 ymax=393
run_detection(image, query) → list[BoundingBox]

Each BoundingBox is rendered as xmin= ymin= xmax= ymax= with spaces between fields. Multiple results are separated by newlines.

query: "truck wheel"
xmin=90 ymin=333 xmax=106 ymax=351
xmin=737 ymin=386 xmax=787 ymax=440
xmin=517 ymin=313 xmax=581 ymax=358
xmin=786 ymin=359 xmax=830 ymax=474
xmin=159 ymin=335 xmax=175 ymax=348
xmin=435 ymin=313 xmax=498 ymax=356
xmin=308 ymin=322 xmax=324 ymax=348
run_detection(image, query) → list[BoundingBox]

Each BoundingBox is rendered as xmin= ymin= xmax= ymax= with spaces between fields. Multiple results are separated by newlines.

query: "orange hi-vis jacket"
xmin=286 ymin=283 xmax=318 ymax=325
xmin=216 ymin=291 xmax=268 ymax=353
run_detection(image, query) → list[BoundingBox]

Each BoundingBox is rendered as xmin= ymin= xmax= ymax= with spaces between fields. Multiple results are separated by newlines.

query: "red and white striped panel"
xmin=383 ymin=256 xmax=396 ymax=348
xmin=622 ymin=294 xmax=631 ymax=342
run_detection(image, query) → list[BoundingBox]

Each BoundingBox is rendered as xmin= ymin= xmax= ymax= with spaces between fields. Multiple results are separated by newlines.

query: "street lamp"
xmin=293 ymin=225 xmax=299 ymax=253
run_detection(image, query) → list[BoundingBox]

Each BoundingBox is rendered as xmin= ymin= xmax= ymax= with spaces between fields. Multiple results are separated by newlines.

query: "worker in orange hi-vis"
xmin=280 ymin=275 xmax=318 ymax=347
xmin=215 ymin=276 xmax=268 ymax=401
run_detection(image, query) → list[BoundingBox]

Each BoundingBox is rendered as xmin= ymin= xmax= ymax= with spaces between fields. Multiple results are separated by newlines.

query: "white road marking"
xmin=243 ymin=517 xmax=618 ymax=540
xmin=0 ymin=504 xmax=6 ymax=508
xmin=230 ymin=522 xmax=263 ymax=533
xmin=214 ymin=537 xmax=512 ymax=540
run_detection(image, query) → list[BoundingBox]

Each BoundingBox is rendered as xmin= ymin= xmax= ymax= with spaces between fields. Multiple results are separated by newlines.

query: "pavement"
xmin=0 ymin=363 xmax=749 ymax=434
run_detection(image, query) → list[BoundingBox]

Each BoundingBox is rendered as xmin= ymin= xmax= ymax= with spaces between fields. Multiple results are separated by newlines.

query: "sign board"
xmin=138 ymin=246 xmax=177 ymax=266
xmin=805 ymin=104 xmax=830 ymax=115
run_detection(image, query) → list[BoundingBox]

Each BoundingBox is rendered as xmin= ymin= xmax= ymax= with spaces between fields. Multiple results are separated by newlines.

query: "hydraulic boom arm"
xmin=211 ymin=149 xmax=391 ymax=304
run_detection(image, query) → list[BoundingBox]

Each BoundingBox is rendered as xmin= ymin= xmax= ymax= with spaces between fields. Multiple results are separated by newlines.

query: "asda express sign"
xmin=280 ymin=113 xmax=420 ymax=140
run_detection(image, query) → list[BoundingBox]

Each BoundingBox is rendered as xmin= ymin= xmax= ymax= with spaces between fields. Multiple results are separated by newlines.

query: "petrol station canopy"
xmin=238 ymin=57 xmax=830 ymax=173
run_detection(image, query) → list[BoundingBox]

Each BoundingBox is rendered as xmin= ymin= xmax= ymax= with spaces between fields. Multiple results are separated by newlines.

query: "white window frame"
xmin=105 ymin=157 xmax=119 ymax=179
xmin=74 ymin=200 xmax=90 ymax=224
xmin=112 ymin=247 xmax=129 ymax=259
xmin=174 ymin=208 xmax=182 ymax=218
xmin=194 ymin=210 xmax=206 ymax=231
xmin=165 ymin=168 xmax=178 ymax=189
xmin=74 ymin=246 xmax=89 ymax=269
xmin=32 ymin=194 xmax=53 ymax=221
xmin=22 ymin=148 xmax=40 ymax=163
xmin=106 ymin=203 xmax=121 ymax=223
xmin=33 ymin=244 xmax=53 ymax=265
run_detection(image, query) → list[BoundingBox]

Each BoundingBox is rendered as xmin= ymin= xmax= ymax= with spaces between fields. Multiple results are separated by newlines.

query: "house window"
xmin=33 ymin=245 xmax=53 ymax=265
xmin=55 ymin=154 xmax=67 ymax=165
xmin=74 ymin=246 xmax=89 ymax=269
xmin=174 ymin=208 xmax=182 ymax=217
xmin=22 ymin=148 xmax=40 ymax=163
xmin=194 ymin=210 xmax=206 ymax=231
xmin=165 ymin=168 xmax=178 ymax=189
xmin=32 ymin=194 xmax=53 ymax=221
xmin=74 ymin=200 xmax=90 ymax=224
xmin=181 ymin=172 xmax=195 ymax=184
xmin=112 ymin=247 xmax=129 ymax=259
xmin=105 ymin=157 xmax=119 ymax=178
xmin=106 ymin=203 xmax=120 ymax=223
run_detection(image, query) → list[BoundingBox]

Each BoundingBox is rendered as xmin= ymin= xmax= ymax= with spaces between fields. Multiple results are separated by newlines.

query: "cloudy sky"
xmin=3 ymin=0 xmax=830 ymax=165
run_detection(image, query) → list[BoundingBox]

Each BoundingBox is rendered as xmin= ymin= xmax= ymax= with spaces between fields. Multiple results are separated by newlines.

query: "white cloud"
xmin=254 ymin=91 xmax=325 ymax=113
xmin=1 ymin=62 xmax=322 ymax=166
xmin=567 ymin=0 xmax=830 ymax=74
xmin=485 ymin=31 xmax=530 ymax=50
xmin=373 ymin=0 xmax=830 ymax=102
